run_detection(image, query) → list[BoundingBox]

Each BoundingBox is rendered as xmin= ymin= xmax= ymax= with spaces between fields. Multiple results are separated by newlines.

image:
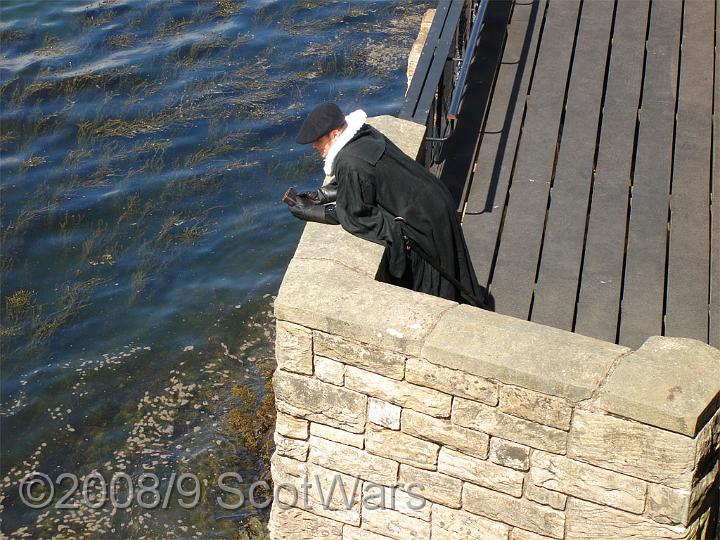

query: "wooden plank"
xmin=530 ymin=0 xmax=615 ymax=331
xmin=711 ymin=1 xmax=720 ymax=348
xmin=400 ymin=0 xmax=453 ymax=120
xmin=412 ymin=0 xmax=466 ymax=124
xmin=665 ymin=0 xmax=714 ymax=342
xmin=488 ymin=0 xmax=581 ymax=319
xmin=439 ymin=0 xmax=514 ymax=208
xmin=572 ymin=0 xmax=650 ymax=342
xmin=462 ymin=0 xmax=547 ymax=287
xmin=618 ymin=0 xmax=682 ymax=349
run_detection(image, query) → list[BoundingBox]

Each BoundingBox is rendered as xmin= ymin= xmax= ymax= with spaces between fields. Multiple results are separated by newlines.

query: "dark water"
xmin=0 ymin=1 xmax=429 ymax=537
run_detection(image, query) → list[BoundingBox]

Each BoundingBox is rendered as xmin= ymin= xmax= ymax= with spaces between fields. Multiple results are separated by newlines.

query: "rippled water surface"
xmin=0 ymin=0 xmax=429 ymax=536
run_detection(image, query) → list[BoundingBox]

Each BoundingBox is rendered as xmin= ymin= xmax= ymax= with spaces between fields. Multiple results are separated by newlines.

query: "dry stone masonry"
xmin=268 ymin=116 xmax=720 ymax=539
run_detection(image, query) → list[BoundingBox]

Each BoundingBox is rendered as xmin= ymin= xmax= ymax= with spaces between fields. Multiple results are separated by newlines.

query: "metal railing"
xmin=399 ymin=0 xmax=491 ymax=167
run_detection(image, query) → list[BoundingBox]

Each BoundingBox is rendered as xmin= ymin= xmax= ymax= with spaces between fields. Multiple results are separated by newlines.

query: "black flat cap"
xmin=296 ymin=102 xmax=345 ymax=144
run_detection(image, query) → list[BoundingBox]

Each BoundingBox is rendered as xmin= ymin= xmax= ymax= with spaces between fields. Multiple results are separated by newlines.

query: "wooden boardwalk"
xmin=461 ymin=0 xmax=718 ymax=348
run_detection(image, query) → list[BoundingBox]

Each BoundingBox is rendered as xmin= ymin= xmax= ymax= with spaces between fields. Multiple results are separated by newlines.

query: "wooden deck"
xmin=461 ymin=0 xmax=718 ymax=348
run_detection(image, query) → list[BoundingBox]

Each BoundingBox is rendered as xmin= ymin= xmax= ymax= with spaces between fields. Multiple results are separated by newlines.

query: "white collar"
xmin=323 ymin=109 xmax=367 ymax=175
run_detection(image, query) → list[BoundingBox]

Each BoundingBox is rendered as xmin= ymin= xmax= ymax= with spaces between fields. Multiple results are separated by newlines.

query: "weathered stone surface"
xmin=362 ymin=484 xmax=431 ymax=522
xmin=276 ymin=411 xmax=309 ymax=439
xmin=268 ymin=505 xmax=343 ymax=539
xmin=500 ymin=385 xmax=573 ymax=430
xmin=462 ymin=483 xmax=566 ymax=539
xmin=405 ymin=357 xmax=498 ymax=405
xmin=310 ymin=422 xmax=364 ymax=449
xmin=398 ymin=464 xmax=462 ymax=508
xmin=368 ymin=398 xmax=401 ymax=430
xmin=315 ymin=355 xmax=345 ymax=385
xmin=276 ymin=321 xmax=313 ymax=375
xmin=272 ymin=453 xmax=307 ymax=485
xmin=293 ymin=221 xmax=384 ymax=279
xmin=489 ymin=437 xmax=530 ymax=471
xmin=315 ymin=332 xmax=405 ymax=380
xmin=342 ymin=525 xmax=393 ymax=540
xmin=401 ymin=409 xmax=489 ymax=459
xmin=524 ymin=484 xmax=567 ymax=511
xmin=274 ymin=371 xmax=367 ymax=433
xmin=452 ymin=398 xmax=567 ymax=454
xmin=275 ymin=432 xmax=310 ymax=461
xmin=365 ymin=425 xmax=439 ymax=470
xmin=565 ymin=498 xmax=700 ymax=539
xmin=423 ymin=304 xmax=628 ymax=402
xmin=345 ymin=366 xmax=452 ymax=418
xmin=438 ymin=447 xmax=524 ymax=497
xmin=595 ymin=337 xmax=720 ymax=437
xmin=568 ymin=409 xmax=696 ymax=488
xmin=530 ymin=451 xmax=646 ymax=513
xmin=308 ymin=436 xmax=398 ymax=485
xmin=366 ymin=116 xmax=426 ymax=160
xmin=303 ymin=463 xmax=364 ymax=526
xmin=275 ymin=258 xmax=453 ymax=357
xmin=646 ymin=483 xmax=691 ymax=526
xmin=510 ymin=529 xmax=555 ymax=540
xmin=360 ymin=507 xmax=430 ymax=540
xmin=432 ymin=504 xmax=509 ymax=540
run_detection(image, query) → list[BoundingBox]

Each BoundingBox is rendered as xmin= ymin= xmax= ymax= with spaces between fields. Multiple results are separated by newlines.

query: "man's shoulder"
xmin=337 ymin=125 xmax=386 ymax=167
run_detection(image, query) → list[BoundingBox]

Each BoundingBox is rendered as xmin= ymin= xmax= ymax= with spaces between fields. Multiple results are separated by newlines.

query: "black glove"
xmin=298 ymin=181 xmax=338 ymax=205
xmin=289 ymin=197 xmax=340 ymax=225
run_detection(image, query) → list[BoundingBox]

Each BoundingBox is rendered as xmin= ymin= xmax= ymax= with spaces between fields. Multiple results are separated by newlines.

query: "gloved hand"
xmin=298 ymin=181 xmax=338 ymax=205
xmin=289 ymin=197 xmax=340 ymax=225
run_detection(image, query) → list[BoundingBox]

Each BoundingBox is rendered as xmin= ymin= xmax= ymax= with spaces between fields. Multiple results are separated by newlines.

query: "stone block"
xmin=310 ymin=422 xmax=364 ymax=449
xmin=405 ymin=357 xmax=498 ymax=405
xmin=273 ymin=370 xmax=367 ymax=433
xmin=438 ymin=447 xmax=524 ymax=497
xmin=308 ymin=435 xmax=398 ymax=485
xmin=274 ymin=432 xmax=310 ymax=461
xmin=499 ymin=385 xmax=573 ymax=430
xmin=315 ymin=355 xmax=345 ymax=385
xmin=360 ymin=507 xmax=430 ymax=540
xmin=524 ymin=484 xmax=567 ymax=511
xmin=568 ymin=409 xmax=696 ymax=488
xmin=315 ymin=332 xmax=405 ymax=380
xmin=276 ymin=321 xmax=313 ymax=375
xmin=293 ymin=221 xmax=384 ymax=279
xmin=423 ymin=304 xmax=629 ymax=402
xmin=462 ymin=483 xmax=566 ymax=539
xmin=432 ymin=504 xmax=509 ymax=540
xmin=646 ymin=483 xmax=691 ymax=526
xmin=401 ymin=409 xmax=489 ymax=459
xmin=302 ymin=463 xmax=364 ymax=526
xmin=268 ymin=505 xmax=343 ymax=539
xmin=595 ymin=337 xmax=720 ymax=437
xmin=275 ymin=258 xmax=453 ymax=357
xmin=342 ymin=525 xmax=393 ymax=540
xmin=362 ymin=484 xmax=431 ymax=522
xmin=398 ymin=464 xmax=462 ymax=508
xmin=271 ymin=453 xmax=308 ymax=485
xmin=366 ymin=116 xmax=426 ymax=160
xmin=530 ymin=451 xmax=646 ymax=514
xmin=365 ymin=425 xmax=439 ymax=470
xmin=452 ymin=397 xmax=567 ymax=454
xmin=276 ymin=411 xmax=309 ymax=439
xmin=489 ymin=437 xmax=530 ymax=471
xmin=368 ymin=398 xmax=401 ymax=430
xmin=510 ymin=529 xmax=555 ymax=540
xmin=565 ymin=498 xmax=701 ymax=539
xmin=345 ymin=366 xmax=451 ymax=418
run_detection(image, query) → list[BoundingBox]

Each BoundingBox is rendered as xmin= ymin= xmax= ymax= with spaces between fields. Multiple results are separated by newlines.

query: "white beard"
xmin=323 ymin=109 xmax=368 ymax=176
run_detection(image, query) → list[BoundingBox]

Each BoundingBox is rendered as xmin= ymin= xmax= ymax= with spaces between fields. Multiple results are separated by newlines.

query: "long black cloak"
xmin=331 ymin=124 xmax=487 ymax=308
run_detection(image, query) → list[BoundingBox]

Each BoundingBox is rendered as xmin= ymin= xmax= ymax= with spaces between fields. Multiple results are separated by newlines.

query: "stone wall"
xmin=268 ymin=116 xmax=720 ymax=539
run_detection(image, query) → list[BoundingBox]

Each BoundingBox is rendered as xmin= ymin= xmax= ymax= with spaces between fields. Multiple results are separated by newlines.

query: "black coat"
xmin=331 ymin=124 xmax=487 ymax=308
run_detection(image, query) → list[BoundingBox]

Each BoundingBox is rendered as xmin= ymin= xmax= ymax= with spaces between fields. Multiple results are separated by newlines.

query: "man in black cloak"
xmin=286 ymin=102 xmax=489 ymax=309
